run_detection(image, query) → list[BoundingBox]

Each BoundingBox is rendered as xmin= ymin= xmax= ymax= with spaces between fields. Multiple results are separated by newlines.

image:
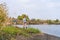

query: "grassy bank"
xmin=0 ymin=26 xmax=41 ymax=40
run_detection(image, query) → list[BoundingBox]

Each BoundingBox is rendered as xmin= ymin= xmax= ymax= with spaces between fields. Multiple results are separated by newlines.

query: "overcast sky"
xmin=0 ymin=0 xmax=60 ymax=19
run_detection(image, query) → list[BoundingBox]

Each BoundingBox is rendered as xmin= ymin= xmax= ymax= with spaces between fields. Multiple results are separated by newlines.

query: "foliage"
xmin=18 ymin=16 xmax=23 ymax=20
xmin=17 ymin=14 xmax=29 ymax=21
xmin=0 ymin=3 xmax=8 ymax=26
xmin=55 ymin=19 xmax=59 ymax=22
xmin=26 ymin=28 xmax=40 ymax=34
xmin=0 ymin=26 xmax=40 ymax=40
xmin=17 ymin=14 xmax=60 ymax=25
xmin=47 ymin=20 xmax=53 ymax=24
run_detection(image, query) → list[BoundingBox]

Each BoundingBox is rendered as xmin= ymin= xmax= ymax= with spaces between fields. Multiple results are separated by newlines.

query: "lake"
xmin=15 ymin=25 xmax=60 ymax=37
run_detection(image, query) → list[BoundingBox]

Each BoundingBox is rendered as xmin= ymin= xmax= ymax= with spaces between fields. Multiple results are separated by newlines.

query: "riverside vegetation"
xmin=0 ymin=26 xmax=40 ymax=40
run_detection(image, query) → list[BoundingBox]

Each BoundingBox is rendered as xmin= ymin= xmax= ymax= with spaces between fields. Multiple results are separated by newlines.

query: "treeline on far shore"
xmin=10 ymin=14 xmax=60 ymax=25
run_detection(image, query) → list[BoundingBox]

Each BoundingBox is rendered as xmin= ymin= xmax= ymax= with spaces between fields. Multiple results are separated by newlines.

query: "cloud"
xmin=54 ymin=3 xmax=60 ymax=7
xmin=46 ymin=2 xmax=60 ymax=8
xmin=40 ymin=0 xmax=47 ymax=2
xmin=20 ymin=0 xmax=30 ymax=3
xmin=46 ymin=2 xmax=55 ymax=8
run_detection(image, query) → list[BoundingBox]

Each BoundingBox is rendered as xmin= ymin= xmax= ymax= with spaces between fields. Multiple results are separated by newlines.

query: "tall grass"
xmin=0 ymin=26 xmax=41 ymax=40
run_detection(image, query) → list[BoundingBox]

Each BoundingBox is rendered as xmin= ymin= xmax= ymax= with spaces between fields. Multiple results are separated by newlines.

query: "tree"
xmin=21 ymin=14 xmax=29 ymax=21
xmin=47 ymin=20 xmax=52 ymax=24
xmin=30 ymin=19 xmax=37 ymax=24
xmin=55 ymin=19 xmax=59 ymax=22
xmin=17 ymin=14 xmax=29 ymax=21
xmin=18 ymin=16 xmax=23 ymax=20
xmin=36 ymin=19 xmax=40 ymax=24
xmin=0 ymin=3 xmax=8 ymax=26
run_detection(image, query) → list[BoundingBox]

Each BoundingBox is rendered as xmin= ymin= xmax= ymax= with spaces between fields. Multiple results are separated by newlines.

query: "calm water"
xmin=15 ymin=25 xmax=60 ymax=37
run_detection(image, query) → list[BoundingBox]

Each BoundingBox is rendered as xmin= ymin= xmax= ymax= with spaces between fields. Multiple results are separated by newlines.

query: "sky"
xmin=0 ymin=0 xmax=60 ymax=19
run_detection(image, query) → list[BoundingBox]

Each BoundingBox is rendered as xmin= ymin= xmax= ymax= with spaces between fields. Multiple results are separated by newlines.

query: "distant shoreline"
xmin=13 ymin=23 xmax=60 ymax=25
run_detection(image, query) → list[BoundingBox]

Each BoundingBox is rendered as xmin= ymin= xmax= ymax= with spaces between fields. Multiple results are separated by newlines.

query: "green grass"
xmin=0 ymin=26 xmax=41 ymax=40
xmin=26 ymin=28 xmax=40 ymax=33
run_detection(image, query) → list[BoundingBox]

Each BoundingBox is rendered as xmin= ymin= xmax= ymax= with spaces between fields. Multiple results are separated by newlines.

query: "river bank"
xmin=13 ymin=25 xmax=60 ymax=40
xmin=40 ymin=33 xmax=60 ymax=40
xmin=0 ymin=25 xmax=40 ymax=40
xmin=15 ymin=33 xmax=60 ymax=40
